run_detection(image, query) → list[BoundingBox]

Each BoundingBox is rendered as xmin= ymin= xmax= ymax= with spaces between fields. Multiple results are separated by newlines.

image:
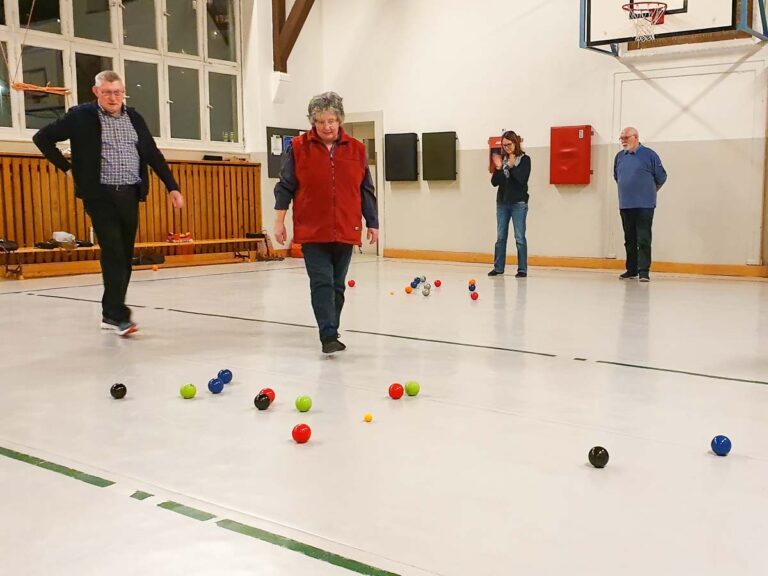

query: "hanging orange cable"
xmin=0 ymin=0 xmax=71 ymax=97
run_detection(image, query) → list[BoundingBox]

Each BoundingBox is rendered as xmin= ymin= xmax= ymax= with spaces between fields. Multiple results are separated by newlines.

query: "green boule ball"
xmin=404 ymin=380 xmax=420 ymax=397
xmin=295 ymin=395 xmax=312 ymax=412
xmin=180 ymin=383 xmax=197 ymax=399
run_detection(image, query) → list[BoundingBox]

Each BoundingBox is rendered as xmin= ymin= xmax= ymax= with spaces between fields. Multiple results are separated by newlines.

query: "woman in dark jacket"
xmin=489 ymin=130 xmax=531 ymax=277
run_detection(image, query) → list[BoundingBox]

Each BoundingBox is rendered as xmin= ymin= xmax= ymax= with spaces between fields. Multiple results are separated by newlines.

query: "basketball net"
xmin=624 ymin=2 xmax=667 ymax=43
xmin=0 ymin=0 xmax=71 ymax=98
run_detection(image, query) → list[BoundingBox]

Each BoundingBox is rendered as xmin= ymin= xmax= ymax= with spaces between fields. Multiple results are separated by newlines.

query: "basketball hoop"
xmin=622 ymin=2 xmax=667 ymax=43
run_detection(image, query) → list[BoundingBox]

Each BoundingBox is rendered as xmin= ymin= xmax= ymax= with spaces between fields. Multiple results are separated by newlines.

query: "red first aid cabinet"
xmin=550 ymin=125 xmax=592 ymax=185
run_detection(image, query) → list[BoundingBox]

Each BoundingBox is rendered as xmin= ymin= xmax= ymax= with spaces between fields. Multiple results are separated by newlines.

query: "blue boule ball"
xmin=711 ymin=435 xmax=732 ymax=456
xmin=217 ymin=369 xmax=233 ymax=384
xmin=208 ymin=378 xmax=224 ymax=394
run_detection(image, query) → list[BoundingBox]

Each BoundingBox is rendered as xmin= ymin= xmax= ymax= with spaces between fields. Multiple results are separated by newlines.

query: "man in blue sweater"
xmin=613 ymin=127 xmax=667 ymax=282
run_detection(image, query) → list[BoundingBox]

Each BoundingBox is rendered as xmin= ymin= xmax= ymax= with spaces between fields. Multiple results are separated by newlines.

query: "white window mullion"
xmin=61 ymin=0 xmax=73 ymax=40
xmin=160 ymin=57 xmax=171 ymax=144
xmin=200 ymin=64 xmax=211 ymax=142
xmin=158 ymin=0 xmax=166 ymax=56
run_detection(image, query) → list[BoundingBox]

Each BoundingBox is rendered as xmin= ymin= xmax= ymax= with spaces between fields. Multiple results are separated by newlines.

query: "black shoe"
xmin=488 ymin=270 xmax=502 ymax=276
xmin=515 ymin=271 xmax=527 ymax=278
xmin=619 ymin=271 xmax=638 ymax=280
xmin=639 ymin=273 xmax=650 ymax=283
xmin=100 ymin=317 xmax=120 ymax=330
xmin=322 ymin=339 xmax=346 ymax=355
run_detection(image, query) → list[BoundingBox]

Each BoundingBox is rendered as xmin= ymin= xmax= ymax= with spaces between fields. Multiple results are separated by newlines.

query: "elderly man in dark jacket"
xmin=33 ymin=70 xmax=183 ymax=336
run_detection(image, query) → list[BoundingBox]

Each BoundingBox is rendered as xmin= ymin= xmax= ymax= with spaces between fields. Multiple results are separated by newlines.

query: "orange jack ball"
xmin=364 ymin=413 xmax=373 ymax=423
xmin=151 ymin=265 xmax=159 ymax=271
xmin=468 ymin=278 xmax=476 ymax=285
xmin=405 ymin=286 xmax=413 ymax=294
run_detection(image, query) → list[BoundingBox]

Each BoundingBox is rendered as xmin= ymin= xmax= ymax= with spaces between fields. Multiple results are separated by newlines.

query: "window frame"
xmin=0 ymin=0 xmax=244 ymax=150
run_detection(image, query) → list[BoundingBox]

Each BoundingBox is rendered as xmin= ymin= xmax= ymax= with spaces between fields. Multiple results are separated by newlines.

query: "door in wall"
xmin=345 ymin=121 xmax=378 ymax=256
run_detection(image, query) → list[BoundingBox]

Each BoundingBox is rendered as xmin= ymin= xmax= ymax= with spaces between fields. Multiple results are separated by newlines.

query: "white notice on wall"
xmin=270 ymin=135 xmax=283 ymax=156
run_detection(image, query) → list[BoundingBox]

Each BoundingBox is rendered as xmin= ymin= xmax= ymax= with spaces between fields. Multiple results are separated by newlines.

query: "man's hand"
xmin=274 ymin=221 xmax=287 ymax=245
xmin=367 ymin=228 xmax=379 ymax=245
xmin=169 ymin=190 xmax=184 ymax=209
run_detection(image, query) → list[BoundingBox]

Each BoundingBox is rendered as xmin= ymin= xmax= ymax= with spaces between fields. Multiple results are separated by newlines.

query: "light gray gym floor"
xmin=2 ymin=256 xmax=768 ymax=576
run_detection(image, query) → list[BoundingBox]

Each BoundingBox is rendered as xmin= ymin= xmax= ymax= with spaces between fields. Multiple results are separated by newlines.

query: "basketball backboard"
xmin=585 ymin=0 xmax=738 ymax=46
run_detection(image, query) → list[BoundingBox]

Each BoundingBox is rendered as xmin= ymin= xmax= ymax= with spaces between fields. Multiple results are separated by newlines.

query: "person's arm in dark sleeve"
xmin=509 ymin=155 xmax=531 ymax=186
xmin=360 ymin=166 xmax=378 ymax=228
xmin=135 ymin=113 xmax=179 ymax=192
xmin=652 ymin=151 xmax=667 ymax=189
xmin=273 ymin=144 xmax=297 ymax=246
xmin=613 ymin=153 xmax=619 ymax=182
xmin=32 ymin=111 xmax=78 ymax=173
xmin=491 ymin=169 xmax=506 ymax=186
xmin=274 ymin=144 xmax=298 ymax=210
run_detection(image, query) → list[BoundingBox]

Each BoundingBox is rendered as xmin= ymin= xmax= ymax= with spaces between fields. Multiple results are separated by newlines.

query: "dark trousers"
xmin=620 ymin=208 xmax=655 ymax=275
xmin=302 ymin=242 xmax=353 ymax=342
xmin=83 ymin=186 xmax=140 ymax=323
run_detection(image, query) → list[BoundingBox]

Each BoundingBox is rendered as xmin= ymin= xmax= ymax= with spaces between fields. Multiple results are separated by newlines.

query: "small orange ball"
xmin=363 ymin=413 xmax=373 ymax=423
xmin=405 ymin=286 xmax=413 ymax=294
xmin=468 ymin=278 xmax=476 ymax=285
xmin=151 ymin=265 xmax=159 ymax=271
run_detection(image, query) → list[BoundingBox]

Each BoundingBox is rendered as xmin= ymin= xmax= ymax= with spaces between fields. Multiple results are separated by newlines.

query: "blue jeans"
xmin=302 ymin=243 xmax=353 ymax=342
xmin=494 ymin=202 xmax=528 ymax=273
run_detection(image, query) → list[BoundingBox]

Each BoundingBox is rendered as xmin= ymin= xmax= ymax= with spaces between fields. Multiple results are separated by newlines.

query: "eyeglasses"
xmin=501 ymin=142 xmax=515 ymax=149
xmin=619 ymin=134 xmax=636 ymax=140
xmin=99 ymin=89 xmax=125 ymax=97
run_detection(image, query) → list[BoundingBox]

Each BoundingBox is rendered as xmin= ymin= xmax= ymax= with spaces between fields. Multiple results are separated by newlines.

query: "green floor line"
xmin=217 ymin=519 xmax=402 ymax=576
xmin=157 ymin=500 xmax=216 ymax=521
xmin=0 ymin=446 xmax=114 ymax=487
xmin=2 ymin=445 xmax=402 ymax=574
xmin=130 ymin=490 xmax=154 ymax=501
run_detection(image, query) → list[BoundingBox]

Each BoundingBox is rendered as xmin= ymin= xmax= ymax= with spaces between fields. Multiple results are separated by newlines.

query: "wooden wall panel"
xmin=0 ymin=155 xmax=261 ymax=267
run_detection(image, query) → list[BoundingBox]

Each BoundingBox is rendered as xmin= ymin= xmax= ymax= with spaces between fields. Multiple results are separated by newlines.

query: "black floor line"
xmin=1 ymin=258 xmax=387 ymax=296
xmin=34 ymin=293 xmax=148 ymax=308
xmin=166 ymin=308 xmax=316 ymax=331
xmin=595 ymin=360 xmax=768 ymax=386
xmin=12 ymin=283 xmax=768 ymax=386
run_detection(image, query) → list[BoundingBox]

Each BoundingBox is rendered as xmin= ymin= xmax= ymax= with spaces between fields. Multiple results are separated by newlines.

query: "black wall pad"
xmin=385 ymin=133 xmax=418 ymax=181
xmin=422 ymin=131 xmax=457 ymax=180
xmin=266 ymin=127 xmax=303 ymax=178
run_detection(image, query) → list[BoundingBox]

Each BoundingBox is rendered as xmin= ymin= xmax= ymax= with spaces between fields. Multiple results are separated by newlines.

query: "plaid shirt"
xmin=97 ymin=105 xmax=141 ymax=185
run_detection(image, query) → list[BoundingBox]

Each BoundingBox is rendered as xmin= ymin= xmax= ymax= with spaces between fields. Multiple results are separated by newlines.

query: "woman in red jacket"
xmin=273 ymin=92 xmax=379 ymax=354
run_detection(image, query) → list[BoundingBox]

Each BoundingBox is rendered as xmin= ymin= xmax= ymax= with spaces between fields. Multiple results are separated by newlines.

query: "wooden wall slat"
xmin=204 ymin=165 xmax=213 ymax=240
xmin=1 ymin=158 xmax=12 ymax=241
xmin=254 ymin=165 xmax=262 ymax=233
xmin=193 ymin=165 xmax=204 ymax=240
xmin=40 ymin=162 xmax=53 ymax=239
xmin=218 ymin=166 xmax=226 ymax=240
xmin=20 ymin=159 xmax=34 ymax=245
xmin=234 ymin=167 xmax=243 ymax=237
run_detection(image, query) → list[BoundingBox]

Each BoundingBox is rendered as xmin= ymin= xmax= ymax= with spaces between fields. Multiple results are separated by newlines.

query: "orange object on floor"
xmin=290 ymin=243 xmax=303 ymax=258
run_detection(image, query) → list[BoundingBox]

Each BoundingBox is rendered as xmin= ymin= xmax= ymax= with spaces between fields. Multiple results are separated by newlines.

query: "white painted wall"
xmin=245 ymin=0 xmax=768 ymax=265
xmin=242 ymin=0 xmax=324 ymax=241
